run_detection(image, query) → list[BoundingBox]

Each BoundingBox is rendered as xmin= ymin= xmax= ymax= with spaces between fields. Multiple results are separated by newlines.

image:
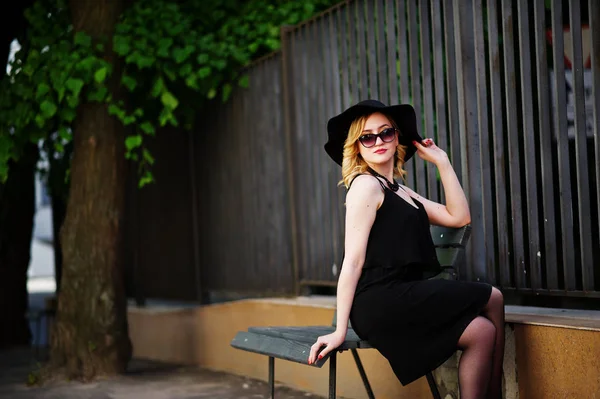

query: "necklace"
xmin=368 ymin=167 xmax=399 ymax=192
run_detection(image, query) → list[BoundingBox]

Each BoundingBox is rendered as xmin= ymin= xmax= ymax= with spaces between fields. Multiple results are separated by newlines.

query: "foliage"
xmin=0 ymin=0 xmax=338 ymax=186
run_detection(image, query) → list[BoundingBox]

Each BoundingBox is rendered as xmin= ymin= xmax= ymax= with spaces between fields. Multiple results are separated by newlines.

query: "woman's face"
xmin=357 ymin=112 xmax=398 ymax=166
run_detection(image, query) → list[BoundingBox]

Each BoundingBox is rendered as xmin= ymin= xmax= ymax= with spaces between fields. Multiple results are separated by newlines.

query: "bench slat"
xmin=430 ymin=225 xmax=471 ymax=247
xmin=247 ymin=326 xmax=372 ymax=349
xmin=231 ymin=331 xmax=330 ymax=367
xmin=436 ymin=247 xmax=461 ymax=268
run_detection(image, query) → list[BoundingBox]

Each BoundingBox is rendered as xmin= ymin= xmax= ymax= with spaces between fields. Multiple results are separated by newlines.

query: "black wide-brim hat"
xmin=324 ymin=99 xmax=422 ymax=166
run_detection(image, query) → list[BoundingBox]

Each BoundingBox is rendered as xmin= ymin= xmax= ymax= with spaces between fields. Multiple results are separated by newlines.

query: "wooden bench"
xmin=231 ymin=225 xmax=471 ymax=399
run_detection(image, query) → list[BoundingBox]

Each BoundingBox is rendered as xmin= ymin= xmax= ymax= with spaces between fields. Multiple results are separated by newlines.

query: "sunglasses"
xmin=358 ymin=127 xmax=397 ymax=148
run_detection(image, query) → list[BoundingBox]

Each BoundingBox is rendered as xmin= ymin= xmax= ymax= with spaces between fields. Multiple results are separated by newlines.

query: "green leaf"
xmin=74 ymin=32 xmax=92 ymax=48
xmin=94 ymin=67 xmax=108 ymax=83
xmin=59 ymin=108 xmax=77 ymax=122
xmin=184 ymin=75 xmax=198 ymax=90
xmin=207 ymin=88 xmax=216 ymax=99
xmin=213 ymin=59 xmax=227 ymax=71
xmin=157 ymin=38 xmax=174 ymax=58
xmin=58 ymin=126 xmax=71 ymax=140
xmin=238 ymin=74 xmax=249 ymax=88
xmin=196 ymin=53 xmax=209 ymax=64
xmin=197 ymin=66 xmax=211 ymax=79
xmin=36 ymin=83 xmax=51 ymax=99
xmin=150 ymin=76 xmax=164 ymax=97
xmin=113 ymin=36 xmax=131 ymax=56
xmin=160 ymin=91 xmax=179 ymax=110
xmin=35 ymin=114 xmax=45 ymax=128
xmin=136 ymin=55 xmax=155 ymax=69
xmin=40 ymin=100 xmax=58 ymax=118
xmin=138 ymin=171 xmax=154 ymax=188
xmin=87 ymin=86 xmax=108 ymax=102
xmin=142 ymin=149 xmax=155 ymax=165
xmin=140 ymin=121 xmax=155 ymax=135
xmin=65 ymin=78 xmax=85 ymax=97
xmin=121 ymin=75 xmax=137 ymax=91
xmin=108 ymin=104 xmax=126 ymax=120
xmin=125 ymin=135 xmax=142 ymax=150
xmin=222 ymin=83 xmax=232 ymax=102
xmin=172 ymin=45 xmax=194 ymax=63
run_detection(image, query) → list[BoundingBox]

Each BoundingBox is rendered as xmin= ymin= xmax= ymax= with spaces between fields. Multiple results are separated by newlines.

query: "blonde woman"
xmin=308 ymin=100 xmax=505 ymax=399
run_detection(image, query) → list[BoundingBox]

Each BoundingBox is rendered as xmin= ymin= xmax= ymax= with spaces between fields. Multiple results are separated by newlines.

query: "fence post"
xmin=452 ymin=0 xmax=488 ymax=282
xmin=280 ymin=25 xmax=301 ymax=296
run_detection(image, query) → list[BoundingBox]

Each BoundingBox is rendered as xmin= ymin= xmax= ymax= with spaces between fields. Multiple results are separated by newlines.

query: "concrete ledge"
xmin=128 ymin=297 xmax=600 ymax=399
xmin=505 ymin=305 xmax=600 ymax=331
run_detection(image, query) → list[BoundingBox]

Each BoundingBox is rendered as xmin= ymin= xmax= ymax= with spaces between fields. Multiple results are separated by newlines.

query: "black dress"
xmin=348 ymin=176 xmax=492 ymax=386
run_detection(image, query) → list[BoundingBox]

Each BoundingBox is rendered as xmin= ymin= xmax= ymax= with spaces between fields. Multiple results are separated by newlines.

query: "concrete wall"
xmin=128 ymin=298 xmax=600 ymax=399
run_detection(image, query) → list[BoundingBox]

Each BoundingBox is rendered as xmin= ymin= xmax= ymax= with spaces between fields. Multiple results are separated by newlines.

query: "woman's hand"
xmin=307 ymin=330 xmax=346 ymax=365
xmin=413 ymin=138 xmax=449 ymax=167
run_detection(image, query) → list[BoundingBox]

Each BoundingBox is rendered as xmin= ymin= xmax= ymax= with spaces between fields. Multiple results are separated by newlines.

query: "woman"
xmin=308 ymin=100 xmax=505 ymax=399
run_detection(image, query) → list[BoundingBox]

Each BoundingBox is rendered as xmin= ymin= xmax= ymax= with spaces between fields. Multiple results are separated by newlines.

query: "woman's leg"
xmin=481 ymin=287 xmax=505 ymax=399
xmin=457 ymin=316 xmax=496 ymax=399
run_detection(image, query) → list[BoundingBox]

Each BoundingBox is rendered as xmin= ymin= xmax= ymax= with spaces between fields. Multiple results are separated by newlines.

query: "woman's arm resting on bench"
xmin=308 ymin=176 xmax=380 ymax=365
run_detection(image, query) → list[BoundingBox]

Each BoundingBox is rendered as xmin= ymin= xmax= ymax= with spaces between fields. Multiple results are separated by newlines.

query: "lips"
xmin=374 ymin=149 xmax=387 ymax=154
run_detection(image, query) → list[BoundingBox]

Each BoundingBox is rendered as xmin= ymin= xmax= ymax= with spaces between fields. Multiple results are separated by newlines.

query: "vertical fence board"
xmin=338 ymin=7 xmax=352 ymax=108
xmin=502 ymin=0 xmax=526 ymax=288
xmin=396 ymin=0 xmax=410 ymax=103
xmin=376 ymin=0 xmax=389 ymax=103
xmin=472 ymin=0 xmax=495 ymax=283
xmin=430 ymin=0 xmax=447 ymax=203
xmin=295 ymin=26 xmax=311 ymax=282
xmin=328 ymin=11 xmax=341 ymax=264
xmin=366 ymin=0 xmax=379 ymax=100
xmin=533 ymin=0 xmax=558 ymax=289
xmin=443 ymin=0 xmax=462 ymax=182
xmin=591 ymin=0 xmax=600 ymax=258
xmin=551 ymin=0 xmax=577 ymax=290
xmin=453 ymin=0 xmax=485 ymax=281
xmin=568 ymin=0 xmax=594 ymax=290
xmin=281 ymin=27 xmax=301 ymax=294
xmin=349 ymin=3 xmax=360 ymax=104
xmin=517 ymin=0 xmax=542 ymax=289
xmin=487 ymin=0 xmax=510 ymax=287
xmin=356 ymin=1 xmax=369 ymax=99
xmin=419 ymin=0 xmax=438 ymax=202
xmin=319 ymin=15 xmax=336 ymax=280
xmin=407 ymin=0 xmax=425 ymax=192
xmin=307 ymin=22 xmax=325 ymax=281
xmin=386 ymin=0 xmax=399 ymax=105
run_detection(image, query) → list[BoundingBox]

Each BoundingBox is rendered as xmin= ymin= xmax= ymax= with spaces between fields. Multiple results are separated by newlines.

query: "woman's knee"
xmin=458 ymin=316 xmax=496 ymax=350
xmin=486 ymin=287 xmax=504 ymax=314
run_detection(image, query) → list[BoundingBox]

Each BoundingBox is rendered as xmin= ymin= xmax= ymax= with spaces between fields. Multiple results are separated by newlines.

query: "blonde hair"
xmin=341 ymin=113 xmax=408 ymax=188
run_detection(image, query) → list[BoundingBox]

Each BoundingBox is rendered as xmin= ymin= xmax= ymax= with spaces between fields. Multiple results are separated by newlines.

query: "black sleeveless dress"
xmin=348 ymin=177 xmax=492 ymax=386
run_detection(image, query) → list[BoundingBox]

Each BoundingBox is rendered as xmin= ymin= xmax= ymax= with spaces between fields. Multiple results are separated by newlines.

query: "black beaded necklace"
xmin=368 ymin=167 xmax=399 ymax=192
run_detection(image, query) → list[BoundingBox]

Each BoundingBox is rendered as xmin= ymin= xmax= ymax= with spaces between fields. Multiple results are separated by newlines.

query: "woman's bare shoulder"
xmin=347 ymin=175 xmax=384 ymax=205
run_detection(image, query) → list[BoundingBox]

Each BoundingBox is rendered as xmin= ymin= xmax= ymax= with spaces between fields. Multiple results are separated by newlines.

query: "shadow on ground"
xmin=0 ymin=348 xmax=324 ymax=399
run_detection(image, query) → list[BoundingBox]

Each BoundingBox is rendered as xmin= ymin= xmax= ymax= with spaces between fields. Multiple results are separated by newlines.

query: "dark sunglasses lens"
xmin=359 ymin=134 xmax=377 ymax=147
xmin=381 ymin=128 xmax=396 ymax=142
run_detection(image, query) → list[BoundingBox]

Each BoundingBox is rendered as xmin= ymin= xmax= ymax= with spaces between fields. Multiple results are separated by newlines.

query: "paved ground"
xmin=0 ymin=349 xmax=323 ymax=399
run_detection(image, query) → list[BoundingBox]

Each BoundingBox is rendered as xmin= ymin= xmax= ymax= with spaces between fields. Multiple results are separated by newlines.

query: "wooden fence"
xmin=126 ymin=0 xmax=600 ymax=302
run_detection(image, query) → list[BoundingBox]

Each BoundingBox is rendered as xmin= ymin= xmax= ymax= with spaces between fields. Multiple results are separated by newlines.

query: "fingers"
xmin=413 ymin=138 xmax=434 ymax=148
xmin=308 ymin=339 xmax=325 ymax=365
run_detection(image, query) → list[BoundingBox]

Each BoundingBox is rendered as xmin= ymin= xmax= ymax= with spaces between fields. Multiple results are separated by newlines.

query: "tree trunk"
xmin=0 ymin=144 xmax=38 ymax=349
xmin=50 ymin=0 xmax=131 ymax=379
xmin=47 ymin=141 xmax=73 ymax=293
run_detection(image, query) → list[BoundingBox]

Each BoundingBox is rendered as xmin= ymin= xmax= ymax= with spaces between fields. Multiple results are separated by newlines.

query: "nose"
xmin=374 ymin=135 xmax=384 ymax=146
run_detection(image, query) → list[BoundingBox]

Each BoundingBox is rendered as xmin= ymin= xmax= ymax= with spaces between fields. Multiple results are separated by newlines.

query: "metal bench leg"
xmin=351 ymin=349 xmax=375 ymax=399
xmin=329 ymin=352 xmax=337 ymax=399
xmin=426 ymin=372 xmax=441 ymax=399
xmin=269 ymin=356 xmax=275 ymax=398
